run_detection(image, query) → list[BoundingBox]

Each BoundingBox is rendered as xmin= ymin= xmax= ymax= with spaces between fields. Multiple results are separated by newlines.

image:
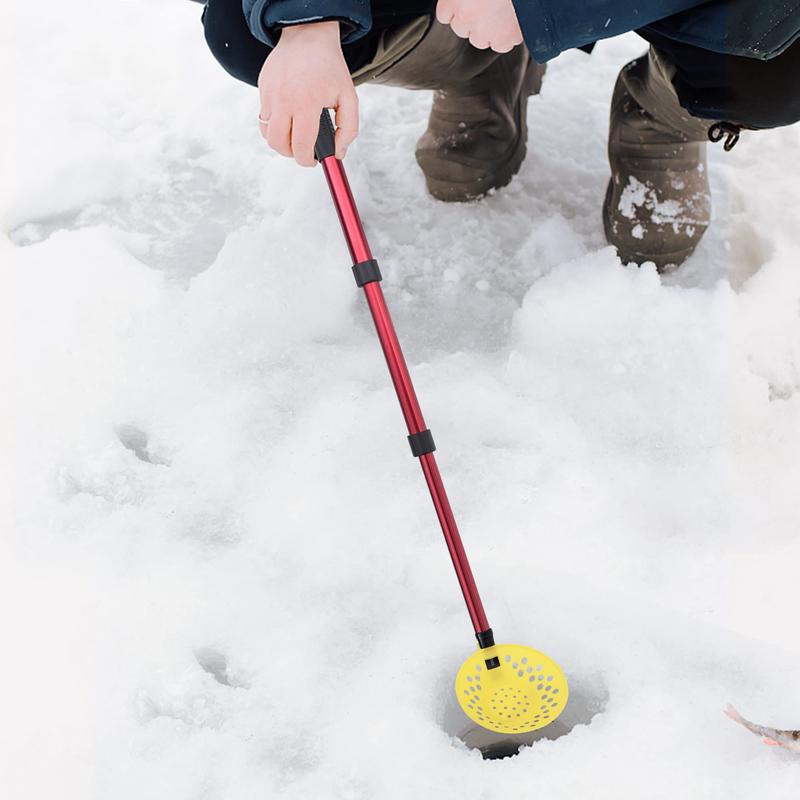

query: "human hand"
xmin=257 ymin=21 xmax=358 ymax=166
xmin=435 ymin=0 xmax=523 ymax=52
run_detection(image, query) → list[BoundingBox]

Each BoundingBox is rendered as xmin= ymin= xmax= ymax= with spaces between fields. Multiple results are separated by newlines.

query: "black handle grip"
xmin=314 ymin=109 xmax=337 ymax=161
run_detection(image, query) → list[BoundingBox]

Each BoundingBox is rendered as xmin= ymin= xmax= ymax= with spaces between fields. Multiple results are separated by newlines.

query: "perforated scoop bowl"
xmin=456 ymin=644 xmax=569 ymax=733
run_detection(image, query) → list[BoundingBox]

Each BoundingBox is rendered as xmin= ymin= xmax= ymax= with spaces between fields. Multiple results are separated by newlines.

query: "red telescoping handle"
xmin=314 ymin=110 xmax=496 ymax=652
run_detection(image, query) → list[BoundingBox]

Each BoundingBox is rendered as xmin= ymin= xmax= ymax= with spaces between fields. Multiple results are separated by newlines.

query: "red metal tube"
xmin=320 ymin=155 xmax=490 ymax=636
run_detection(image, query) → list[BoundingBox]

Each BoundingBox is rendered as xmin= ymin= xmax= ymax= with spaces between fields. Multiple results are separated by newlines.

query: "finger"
xmin=291 ymin=109 xmax=319 ymax=167
xmin=258 ymin=86 xmax=272 ymax=120
xmin=449 ymin=16 xmax=471 ymax=38
xmin=491 ymin=41 xmax=515 ymax=53
xmin=266 ymin=110 xmax=292 ymax=157
xmin=435 ymin=0 xmax=454 ymax=25
xmin=257 ymin=99 xmax=272 ymax=140
xmin=334 ymin=90 xmax=359 ymax=159
xmin=493 ymin=27 xmax=523 ymax=52
xmin=469 ymin=34 xmax=490 ymax=50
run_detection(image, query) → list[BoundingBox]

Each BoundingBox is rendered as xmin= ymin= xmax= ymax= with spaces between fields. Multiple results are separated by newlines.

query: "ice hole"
xmin=441 ymin=670 xmax=609 ymax=761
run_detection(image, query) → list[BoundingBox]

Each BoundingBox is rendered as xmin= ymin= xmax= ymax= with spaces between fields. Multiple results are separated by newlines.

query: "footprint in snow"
xmin=116 ymin=423 xmax=170 ymax=466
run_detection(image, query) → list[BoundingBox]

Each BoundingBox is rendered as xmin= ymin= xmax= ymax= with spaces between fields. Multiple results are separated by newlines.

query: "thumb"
xmin=334 ymin=89 xmax=359 ymax=159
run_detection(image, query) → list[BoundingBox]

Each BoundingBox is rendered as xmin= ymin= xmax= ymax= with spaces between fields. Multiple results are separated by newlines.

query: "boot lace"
xmin=708 ymin=122 xmax=741 ymax=151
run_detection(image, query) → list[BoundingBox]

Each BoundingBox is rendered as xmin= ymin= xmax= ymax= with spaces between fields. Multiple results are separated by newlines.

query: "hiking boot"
xmin=603 ymin=47 xmax=714 ymax=270
xmin=353 ymin=19 xmax=546 ymax=201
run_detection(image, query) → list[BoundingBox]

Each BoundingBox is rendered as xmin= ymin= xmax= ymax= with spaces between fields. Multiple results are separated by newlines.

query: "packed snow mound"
xmin=3 ymin=2 xmax=800 ymax=799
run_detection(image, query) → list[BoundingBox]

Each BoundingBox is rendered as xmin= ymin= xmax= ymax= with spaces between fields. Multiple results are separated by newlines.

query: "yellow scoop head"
xmin=455 ymin=643 xmax=569 ymax=733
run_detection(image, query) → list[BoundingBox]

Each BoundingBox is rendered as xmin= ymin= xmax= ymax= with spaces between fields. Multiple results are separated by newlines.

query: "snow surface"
xmin=3 ymin=2 xmax=800 ymax=798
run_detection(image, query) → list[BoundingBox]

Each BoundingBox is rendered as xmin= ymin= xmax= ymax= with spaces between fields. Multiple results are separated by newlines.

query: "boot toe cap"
xmin=603 ymin=176 xmax=710 ymax=270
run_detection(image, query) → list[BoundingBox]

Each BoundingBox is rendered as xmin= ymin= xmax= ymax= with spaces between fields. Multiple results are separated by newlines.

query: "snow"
xmin=3 ymin=1 xmax=800 ymax=798
xmin=617 ymin=174 xmax=702 ymax=234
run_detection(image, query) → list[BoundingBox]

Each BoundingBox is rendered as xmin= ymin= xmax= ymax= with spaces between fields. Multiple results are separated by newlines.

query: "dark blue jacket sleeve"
xmin=511 ymin=0 xmax=705 ymax=62
xmin=242 ymin=0 xmax=372 ymax=48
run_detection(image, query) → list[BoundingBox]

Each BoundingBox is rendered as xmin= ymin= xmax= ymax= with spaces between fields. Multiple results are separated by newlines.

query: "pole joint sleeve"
xmin=408 ymin=429 xmax=436 ymax=457
xmin=352 ymin=259 xmax=382 ymax=287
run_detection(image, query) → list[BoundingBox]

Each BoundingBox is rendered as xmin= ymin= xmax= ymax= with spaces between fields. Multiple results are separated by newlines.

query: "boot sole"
xmin=602 ymin=179 xmax=700 ymax=271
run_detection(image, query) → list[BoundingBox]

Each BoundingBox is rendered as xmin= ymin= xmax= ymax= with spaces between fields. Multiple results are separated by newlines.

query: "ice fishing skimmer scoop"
xmin=313 ymin=111 xmax=568 ymax=733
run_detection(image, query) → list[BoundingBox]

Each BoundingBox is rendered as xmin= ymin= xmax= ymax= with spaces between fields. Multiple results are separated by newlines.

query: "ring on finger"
xmin=257 ymin=114 xmax=270 ymax=126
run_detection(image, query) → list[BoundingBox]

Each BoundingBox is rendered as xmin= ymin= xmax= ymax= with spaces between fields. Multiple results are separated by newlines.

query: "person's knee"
xmin=640 ymin=31 xmax=800 ymax=131
xmin=682 ymin=45 xmax=800 ymax=129
xmin=723 ymin=42 xmax=800 ymax=129
xmin=202 ymin=0 xmax=270 ymax=88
